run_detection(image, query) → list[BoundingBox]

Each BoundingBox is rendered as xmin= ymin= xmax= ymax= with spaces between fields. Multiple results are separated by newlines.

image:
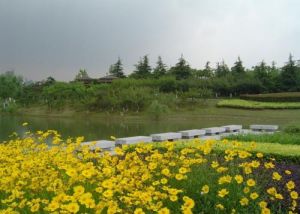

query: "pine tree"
xmin=75 ymin=69 xmax=89 ymax=80
xmin=170 ymin=55 xmax=191 ymax=80
xmin=215 ymin=60 xmax=230 ymax=77
xmin=132 ymin=55 xmax=152 ymax=78
xmin=203 ymin=61 xmax=214 ymax=78
xmin=280 ymin=54 xmax=299 ymax=91
xmin=153 ymin=56 xmax=167 ymax=78
xmin=109 ymin=57 xmax=125 ymax=78
xmin=231 ymin=57 xmax=245 ymax=75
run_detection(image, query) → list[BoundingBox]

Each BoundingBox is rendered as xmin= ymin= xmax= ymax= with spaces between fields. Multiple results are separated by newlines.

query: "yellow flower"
xmin=275 ymin=193 xmax=283 ymax=200
xmin=134 ymin=208 xmax=145 ymax=214
xmin=211 ymin=161 xmax=219 ymax=168
xmin=30 ymin=203 xmax=40 ymax=212
xmin=272 ymin=172 xmax=282 ymax=181
xmin=160 ymin=178 xmax=168 ymax=184
xmin=47 ymin=201 xmax=59 ymax=212
xmin=103 ymin=190 xmax=114 ymax=198
xmin=234 ymin=175 xmax=243 ymax=184
xmin=170 ymin=195 xmax=178 ymax=202
xmin=65 ymin=202 xmax=80 ymax=213
xmin=256 ymin=152 xmax=263 ymax=158
xmin=201 ymin=185 xmax=209 ymax=194
xmin=162 ymin=168 xmax=170 ymax=176
xmin=261 ymin=208 xmax=271 ymax=214
xmin=179 ymin=167 xmax=188 ymax=174
xmin=175 ymin=173 xmax=184 ymax=180
xmin=73 ymin=185 xmax=85 ymax=196
xmin=215 ymin=203 xmax=224 ymax=210
xmin=264 ymin=162 xmax=275 ymax=169
xmin=218 ymin=188 xmax=229 ymax=198
xmin=240 ymin=197 xmax=249 ymax=206
xmin=182 ymin=196 xmax=195 ymax=209
xmin=286 ymin=181 xmax=295 ymax=190
xmin=218 ymin=175 xmax=232 ymax=184
xmin=285 ymin=170 xmax=292 ymax=175
xmin=158 ymin=207 xmax=170 ymax=214
xmin=259 ymin=201 xmax=268 ymax=209
xmin=243 ymin=187 xmax=250 ymax=194
xmin=22 ymin=122 xmax=28 ymax=126
xmin=66 ymin=168 xmax=77 ymax=177
xmin=246 ymin=179 xmax=256 ymax=187
xmin=290 ymin=191 xmax=298 ymax=200
xmin=250 ymin=192 xmax=259 ymax=200
xmin=267 ymin=187 xmax=277 ymax=196
xmin=250 ymin=160 xmax=260 ymax=168
xmin=110 ymin=136 xmax=116 ymax=140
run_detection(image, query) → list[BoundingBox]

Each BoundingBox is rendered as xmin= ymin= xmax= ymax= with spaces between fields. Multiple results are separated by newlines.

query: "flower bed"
xmin=0 ymin=130 xmax=299 ymax=213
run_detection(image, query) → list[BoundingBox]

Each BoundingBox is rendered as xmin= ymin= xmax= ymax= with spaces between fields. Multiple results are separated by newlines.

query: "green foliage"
xmin=240 ymin=92 xmax=300 ymax=102
xmin=280 ymin=54 xmax=300 ymax=91
xmin=131 ymin=55 xmax=152 ymax=79
xmin=109 ymin=57 xmax=125 ymax=78
xmin=152 ymin=56 xmax=167 ymax=78
xmin=170 ymin=55 xmax=192 ymax=80
xmin=158 ymin=77 xmax=177 ymax=93
xmin=0 ymin=98 xmax=18 ymax=113
xmin=0 ymin=71 xmax=23 ymax=99
xmin=42 ymin=82 xmax=87 ymax=110
xmin=217 ymin=99 xmax=300 ymax=109
xmin=215 ymin=60 xmax=230 ymax=77
xmin=74 ymin=69 xmax=89 ymax=81
xmin=231 ymin=57 xmax=245 ymax=75
xmin=284 ymin=125 xmax=300 ymax=134
xmin=147 ymin=100 xmax=169 ymax=120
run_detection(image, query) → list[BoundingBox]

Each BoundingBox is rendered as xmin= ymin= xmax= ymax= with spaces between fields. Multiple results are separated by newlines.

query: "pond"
xmin=1 ymin=107 xmax=299 ymax=142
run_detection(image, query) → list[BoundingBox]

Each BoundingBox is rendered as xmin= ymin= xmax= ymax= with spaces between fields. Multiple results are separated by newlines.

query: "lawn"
xmin=217 ymin=99 xmax=300 ymax=109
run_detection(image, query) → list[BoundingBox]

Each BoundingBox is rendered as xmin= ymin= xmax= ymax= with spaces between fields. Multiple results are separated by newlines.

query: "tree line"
xmin=0 ymin=54 xmax=299 ymax=113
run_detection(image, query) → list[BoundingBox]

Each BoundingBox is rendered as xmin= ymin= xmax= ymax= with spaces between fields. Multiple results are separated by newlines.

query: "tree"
xmin=109 ymin=57 xmax=125 ymax=78
xmin=199 ymin=61 xmax=214 ymax=78
xmin=0 ymin=71 xmax=23 ymax=99
xmin=153 ymin=56 xmax=167 ymax=78
xmin=75 ymin=69 xmax=89 ymax=80
xmin=280 ymin=54 xmax=299 ymax=91
xmin=215 ymin=60 xmax=230 ymax=77
xmin=45 ymin=76 xmax=56 ymax=86
xmin=170 ymin=55 xmax=192 ymax=80
xmin=231 ymin=57 xmax=245 ymax=75
xmin=132 ymin=55 xmax=152 ymax=78
xmin=253 ymin=60 xmax=271 ymax=91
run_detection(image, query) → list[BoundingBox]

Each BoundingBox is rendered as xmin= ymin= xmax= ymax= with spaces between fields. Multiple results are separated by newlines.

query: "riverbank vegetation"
xmin=1 ymin=54 xmax=300 ymax=113
xmin=0 ymin=129 xmax=299 ymax=213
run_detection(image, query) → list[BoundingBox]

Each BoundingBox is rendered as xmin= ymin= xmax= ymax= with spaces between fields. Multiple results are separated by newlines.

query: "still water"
xmin=0 ymin=108 xmax=297 ymax=142
xmin=0 ymin=113 xmax=244 ymax=142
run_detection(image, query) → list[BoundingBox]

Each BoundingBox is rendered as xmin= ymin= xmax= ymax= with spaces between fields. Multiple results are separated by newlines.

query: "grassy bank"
xmin=217 ymin=99 xmax=300 ymax=109
xmin=224 ymin=132 xmax=300 ymax=146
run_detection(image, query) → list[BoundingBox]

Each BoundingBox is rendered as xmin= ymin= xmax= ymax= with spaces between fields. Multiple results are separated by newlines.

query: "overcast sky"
xmin=0 ymin=0 xmax=299 ymax=81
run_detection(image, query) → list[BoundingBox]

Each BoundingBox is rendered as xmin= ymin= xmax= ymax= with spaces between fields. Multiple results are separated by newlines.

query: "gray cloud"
xmin=0 ymin=0 xmax=299 ymax=81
